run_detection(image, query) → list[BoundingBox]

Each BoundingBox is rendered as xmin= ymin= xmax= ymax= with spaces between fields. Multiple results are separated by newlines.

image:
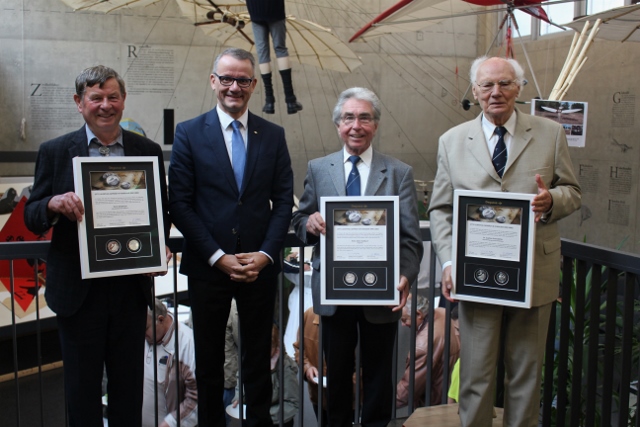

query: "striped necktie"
xmin=492 ymin=126 xmax=507 ymax=178
xmin=346 ymin=155 xmax=361 ymax=196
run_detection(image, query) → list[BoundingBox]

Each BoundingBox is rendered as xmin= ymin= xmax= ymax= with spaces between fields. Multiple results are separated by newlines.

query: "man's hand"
xmin=233 ymin=252 xmax=270 ymax=282
xmin=441 ymin=265 xmax=457 ymax=303
xmin=306 ymin=212 xmax=326 ymax=236
xmin=532 ymin=174 xmax=553 ymax=222
xmin=305 ymin=366 xmax=319 ymax=383
xmin=215 ymin=254 xmax=245 ymax=278
xmin=391 ymin=275 xmax=410 ymax=312
xmin=47 ymin=192 xmax=84 ymax=222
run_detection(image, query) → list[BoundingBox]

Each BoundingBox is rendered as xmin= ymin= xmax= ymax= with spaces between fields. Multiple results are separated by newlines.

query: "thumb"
xmin=535 ymin=174 xmax=548 ymax=193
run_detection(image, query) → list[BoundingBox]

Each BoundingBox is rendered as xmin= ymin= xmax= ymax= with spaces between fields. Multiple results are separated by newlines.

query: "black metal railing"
xmin=1 ymin=233 xmax=639 ymax=426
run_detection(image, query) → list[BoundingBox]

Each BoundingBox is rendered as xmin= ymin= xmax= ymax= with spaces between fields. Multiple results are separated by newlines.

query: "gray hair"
xmin=332 ymin=87 xmax=382 ymax=126
xmin=213 ymin=48 xmax=256 ymax=74
xmin=75 ymin=65 xmax=126 ymax=99
xmin=405 ymin=294 xmax=430 ymax=315
xmin=469 ymin=56 xmax=525 ymax=87
xmin=148 ymin=298 xmax=167 ymax=319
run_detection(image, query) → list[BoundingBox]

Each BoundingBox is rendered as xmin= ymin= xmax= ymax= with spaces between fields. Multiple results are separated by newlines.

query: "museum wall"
xmin=1 ymin=0 xmax=638 ymax=253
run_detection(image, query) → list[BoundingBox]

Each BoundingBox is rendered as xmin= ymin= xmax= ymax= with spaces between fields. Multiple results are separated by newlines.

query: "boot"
xmin=279 ymin=68 xmax=303 ymax=114
xmin=261 ymin=72 xmax=275 ymax=114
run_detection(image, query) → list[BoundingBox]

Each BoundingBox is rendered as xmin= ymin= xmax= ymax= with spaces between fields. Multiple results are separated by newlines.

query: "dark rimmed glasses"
xmin=214 ymin=73 xmax=254 ymax=88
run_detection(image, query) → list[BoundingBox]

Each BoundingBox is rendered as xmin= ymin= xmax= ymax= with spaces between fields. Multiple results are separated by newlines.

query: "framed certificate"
xmin=320 ymin=196 xmax=399 ymax=306
xmin=73 ymin=156 xmax=167 ymax=279
xmin=451 ymin=190 xmax=535 ymax=308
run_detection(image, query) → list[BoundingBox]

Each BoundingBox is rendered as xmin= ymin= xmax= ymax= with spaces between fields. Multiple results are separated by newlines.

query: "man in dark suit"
xmin=429 ymin=56 xmax=581 ymax=426
xmin=169 ymin=48 xmax=294 ymax=427
xmin=291 ymin=87 xmax=423 ymax=427
xmin=24 ymin=65 xmax=170 ymax=426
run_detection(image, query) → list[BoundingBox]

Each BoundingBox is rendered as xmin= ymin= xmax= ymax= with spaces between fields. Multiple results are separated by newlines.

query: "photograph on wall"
xmin=531 ymin=99 xmax=588 ymax=147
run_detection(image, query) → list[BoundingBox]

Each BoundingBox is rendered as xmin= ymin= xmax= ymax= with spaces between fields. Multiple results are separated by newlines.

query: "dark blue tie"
xmin=346 ymin=155 xmax=361 ymax=196
xmin=492 ymin=126 xmax=507 ymax=178
xmin=231 ymin=120 xmax=246 ymax=190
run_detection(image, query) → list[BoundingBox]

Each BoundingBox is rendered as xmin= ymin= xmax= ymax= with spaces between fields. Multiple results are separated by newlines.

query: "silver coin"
xmin=127 ymin=238 xmax=141 ymax=253
xmin=120 ymin=181 xmax=131 ymax=189
xmin=363 ymin=272 xmax=377 ymax=286
xmin=106 ymin=239 xmax=121 ymax=255
xmin=344 ymin=272 xmax=357 ymax=286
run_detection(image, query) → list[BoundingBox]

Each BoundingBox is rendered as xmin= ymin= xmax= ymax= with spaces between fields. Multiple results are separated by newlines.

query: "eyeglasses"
xmin=214 ymin=73 xmax=254 ymax=88
xmin=341 ymin=114 xmax=375 ymax=125
xmin=475 ymin=80 xmax=519 ymax=93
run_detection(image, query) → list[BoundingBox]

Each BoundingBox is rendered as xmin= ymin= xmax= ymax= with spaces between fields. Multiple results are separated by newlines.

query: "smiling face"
xmin=74 ymin=77 xmax=125 ymax=140
xmin=472 ymin=58 xmax=521 ymax=126
xmin=211 ymin=54 xmax=256 ymax=119
xmin=337 ymin=98 xmax=378 ymax=156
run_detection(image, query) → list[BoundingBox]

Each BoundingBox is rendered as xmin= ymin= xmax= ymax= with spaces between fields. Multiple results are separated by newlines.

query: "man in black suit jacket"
xmin=169 ymin=48 xmax=294 ymax=427
xmin=24 ymin=65 xmax=170 ymax=427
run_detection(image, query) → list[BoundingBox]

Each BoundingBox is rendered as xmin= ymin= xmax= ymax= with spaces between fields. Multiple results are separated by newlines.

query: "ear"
xmin=73 ymin=94 xmax=82 ymax=112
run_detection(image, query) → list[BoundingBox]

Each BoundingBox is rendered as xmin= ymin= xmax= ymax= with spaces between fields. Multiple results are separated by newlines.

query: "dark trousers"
xmin=189 ymin=276 xmax=277 ymax=427
xmin=322 ymin=307 xmax=397 ymax=427
xmin=57 ymin=278 xmax=147 ymax=427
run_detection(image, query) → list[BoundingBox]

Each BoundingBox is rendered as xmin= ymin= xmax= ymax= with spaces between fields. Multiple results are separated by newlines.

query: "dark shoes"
xmin=286 ymin=101 xmax=303 ymax=115
xmin=263 ymin=101 xmax=275 ymax=114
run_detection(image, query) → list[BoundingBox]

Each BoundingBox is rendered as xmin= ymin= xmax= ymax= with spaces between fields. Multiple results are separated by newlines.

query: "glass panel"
xmin=540 ymin=1 xmax=575 ymax=35
xmin=588 ymin=0 xmax=625 ymax=14
xmin=512 ymin=9 xmax=532 ymax=37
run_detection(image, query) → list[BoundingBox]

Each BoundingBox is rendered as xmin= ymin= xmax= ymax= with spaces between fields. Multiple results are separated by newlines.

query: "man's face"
xmin=472 ymin=58 xmax=520 ymax=126
xmin=210 ymin=55 xmax=257 ymax=119
xmin=337 ymin=98 xmax=378 ymax=156
xmin=74 ymin=78 xmax=126 ymax=136
xmin=145 ymin=315 xmax=165 ymax=345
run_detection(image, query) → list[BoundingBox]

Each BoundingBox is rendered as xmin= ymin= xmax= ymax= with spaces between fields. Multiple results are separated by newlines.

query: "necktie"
xmin=492 ymin=126 xmax=507 ymax=178
xmin=346 ymin=155 xmax=361 ymax=196
xmin=231 ymin=120 xmax=246 ymax=190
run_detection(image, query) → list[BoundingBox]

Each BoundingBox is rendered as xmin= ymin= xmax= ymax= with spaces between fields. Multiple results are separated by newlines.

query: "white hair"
xmin=469 ymin=56 xmax=525 ymax=87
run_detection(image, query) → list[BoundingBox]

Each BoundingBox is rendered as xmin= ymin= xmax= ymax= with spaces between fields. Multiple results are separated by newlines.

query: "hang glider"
xmin=540 ymin=106 xmax=582 ymax=114
xmin=349 ymin=0 xmax=551 ymax=43
xmin=176 ymin=0 xmax=362 ymax=73
xmin=563 ymin=4 xmax=640 ymax=43
xmin=60 ymin=0 xmax=161 ymax=13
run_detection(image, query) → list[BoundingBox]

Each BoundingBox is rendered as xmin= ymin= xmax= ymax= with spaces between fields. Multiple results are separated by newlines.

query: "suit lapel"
xmin=242 ymin=112 xmax=261 ymax=196
xmin=327 ymin=151 xmax=346 ymax=196
xmin=466 ymin=115 xmax=501 ymax=182
xmin=365 ymin=151 xmax=387 ymax=196
xmin=68 ymin=126 xmax=90 ymax=158
xmin=207 ymin=108 xmax=239 ymax=194
xmin=123 ymin=130 xmax=142 ymax=156
xmin=505 ymin=111 xmax=533 ymax=173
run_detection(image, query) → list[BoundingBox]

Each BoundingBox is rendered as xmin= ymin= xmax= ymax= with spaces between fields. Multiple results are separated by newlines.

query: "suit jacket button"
xmin=238 ymin=200 xmax=242 ymax=206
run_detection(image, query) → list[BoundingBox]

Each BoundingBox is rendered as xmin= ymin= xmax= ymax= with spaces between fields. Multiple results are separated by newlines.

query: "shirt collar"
xmin=217 ymin=106 xmax=249 ymax=131
xmin=481 ymin=110 xmax=517 ymax=137
xmin=85 ymin=126 xmax=123 ymax=147
xmin=343 ymin=145 xmax=373 ymax=167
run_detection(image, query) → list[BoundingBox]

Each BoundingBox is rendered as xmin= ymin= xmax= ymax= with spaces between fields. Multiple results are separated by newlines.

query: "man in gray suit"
xmin=429 ymin=56 xmax=581 ymax=426
xmin=292 ymin=87 xmax=423 ymax=427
